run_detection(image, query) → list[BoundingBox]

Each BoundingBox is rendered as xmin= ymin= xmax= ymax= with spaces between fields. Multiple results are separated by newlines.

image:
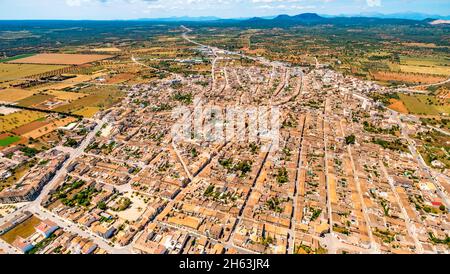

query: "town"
xmin=0 ymin=20 xmax=449 ymax=255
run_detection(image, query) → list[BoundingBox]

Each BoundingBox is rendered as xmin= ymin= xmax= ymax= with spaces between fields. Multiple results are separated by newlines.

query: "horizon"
xmin=0 ymin=0 xmax=449 ymax=20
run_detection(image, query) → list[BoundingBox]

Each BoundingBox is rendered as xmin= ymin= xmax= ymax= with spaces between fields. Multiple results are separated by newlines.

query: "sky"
xmin=0 ymin=0 xmax=449 ymax=20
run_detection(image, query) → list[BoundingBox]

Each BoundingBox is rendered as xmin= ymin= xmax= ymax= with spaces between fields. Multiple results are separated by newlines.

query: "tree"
xmin=98 ymin=201 xmax=107 ymax=210
xmin=345 ymin=134 xmax=356 ymax=145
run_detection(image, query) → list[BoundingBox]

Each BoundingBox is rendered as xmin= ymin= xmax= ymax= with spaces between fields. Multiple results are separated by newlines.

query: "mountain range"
xmin=137 ymin=12 xmax=450 ymax=23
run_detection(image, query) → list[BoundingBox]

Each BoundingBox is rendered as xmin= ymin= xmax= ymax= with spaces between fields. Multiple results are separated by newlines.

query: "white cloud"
xmin=366 ymin=0 xmax=381 ymax=7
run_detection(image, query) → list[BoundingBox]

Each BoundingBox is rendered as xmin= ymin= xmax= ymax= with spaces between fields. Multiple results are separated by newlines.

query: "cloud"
xmin=65 ymin=0 xmax=157 ymax=7
xmin=366 ymin=0 xmax=381 ymax=7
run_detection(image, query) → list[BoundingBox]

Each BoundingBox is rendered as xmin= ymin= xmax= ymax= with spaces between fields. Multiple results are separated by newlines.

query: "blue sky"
xmin=0 ymin=0 xmax=449 ymax=20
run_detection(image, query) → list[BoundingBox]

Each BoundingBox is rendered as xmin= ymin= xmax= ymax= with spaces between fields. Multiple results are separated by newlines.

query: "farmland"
xmin=0 ymin=110 xmax=46 ymax=132
xmin=0 ymin=54 xmax=35 ymax=63
xmin=91 ymin=47 xmax=121 ymax=53
xmin=10 ymin=53 xmax=114 ymax=65
xmin=399 ymin=94 xmax=450 ymax=115
xmin=21 ymin=117 xmax=77 ymax=139
xmin=0 ymin=63 xmax=66 ymax=83
xmin=11 ymin=119 xmax=50 ymax=136
xmin=388 ymin=98 xmax=409 ymax=114
xmin=53 ymin=85 xmax=124 ymax=117
xmin=0 ymin=89 xmax=37 ymax=102
xmin=399 ymin=65 xmax=450 ymax=76
xmin=31 ymin=74 xmax=101 ymax=92
xmin=45 ymin=90 xmax=89 ymax=101
xmin=0 ymin=135 xmax=20 ymax=147
xmin=73 ymin=106 xmax=101 ymax=118
xmin=17 ymin=93 xmax=56 ymax=107
xmin=370 ymin=71 xmax=447 ymax=85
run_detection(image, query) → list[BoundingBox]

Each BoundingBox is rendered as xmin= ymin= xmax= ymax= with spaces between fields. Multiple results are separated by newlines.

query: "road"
xmin=339 ymin=120 xmax=378 ymax=253
xmin=322 ymin=99 xmax=336 ymax=253
xmin=379 ymin=159 xmax=424 ymax=253
xmin=287 ymin=115 xmax=306 ymax=254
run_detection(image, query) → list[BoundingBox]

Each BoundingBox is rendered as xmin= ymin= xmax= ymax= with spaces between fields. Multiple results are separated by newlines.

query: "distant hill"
xmin=131 ymin=13 xmax=450 ymax=27
xmin=134 ymin=13 xmax=450 ymax=27
xmin=347 ymin=12 xmax=450 ymax=21
xmin=234 ymin=13 xmax=427 ymax=27
xmin=137 ymin=16 xmax=220 ymax=22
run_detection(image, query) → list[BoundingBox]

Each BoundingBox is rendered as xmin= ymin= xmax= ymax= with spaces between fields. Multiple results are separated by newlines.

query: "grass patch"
xmin=398 ymin=94 xmax=448 ymax=116
xmin=0 ymin=54 xmax=35 ymax=63
xmin=0 ymin=135 xmax=20 ymax=147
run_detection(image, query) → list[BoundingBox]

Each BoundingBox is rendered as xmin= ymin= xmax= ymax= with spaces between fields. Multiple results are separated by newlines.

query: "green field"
xmin=399 ymin=94 xmax=450 ymax=115
xmin=0 ymin=54 xmax=36 ymax=63
xmin=400 ymin=56 xmax=450 ymax=67
xmin=399 ymin=56 xmax=450 ymax=76
xmin=0 ymin=135 xmax=21 ymax=147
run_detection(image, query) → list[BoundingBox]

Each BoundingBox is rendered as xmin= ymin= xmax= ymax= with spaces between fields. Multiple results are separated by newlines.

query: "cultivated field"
xmin=11 ymin=120 xmax=50 ymax=136
xmin=91 ymin=47 xmax=121 ymax=53
xmin=17 ymin=93 xmax=55 ymax=107
xmin=54 ymin=85 xmax=124 ymax=117
xmin=0 ymin=89 xmax=37 ymax=102
xmin=0 ymin=135 xmax=21 ymax=147
xmin=73 ymin=107 xmax=101 ymax=118
xmin=371 ymin=71 xmax=447 ymax=85
xmin=21 ymin=117 xmax=77 ymax=139
xmin=398 ymin=94 xmax=450 ymax=115
xmin=400 ymin=65 xmax=450 ymax=76
xmin=31 ymin=74 xmax=102 ymax=92
xmin=0 ymin=64 xmax=66 ymax=82
xmin=388 ymin=98 xmax=409 ymax=114
xmin=10 ymin=53 xmax=114 ymax=66
xmin=45 ymin=90 xmax=89 ymax=101
xmin=0 ymin=110 xmax=47 ymax=132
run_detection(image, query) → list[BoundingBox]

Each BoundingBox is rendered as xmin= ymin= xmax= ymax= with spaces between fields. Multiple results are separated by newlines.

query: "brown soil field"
xmin=106 ymin=73 xmax=134 ymax=84
xmin=22 ymin=117 xmax=77 ymax=139
xmin=0 ymin=89 xmax=37 ymax=102
xmin=371 ymin=70 xmax=447 ymax=84
xmin=10 ymin=53 xmax=114 ymax=65
xmin=388 ymin=98 xmax=409 ymax=114
xmin=12 ymin=120 xmax=50 ymax=136
xmin=45 ymin=90 xmax=88 ymax=101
